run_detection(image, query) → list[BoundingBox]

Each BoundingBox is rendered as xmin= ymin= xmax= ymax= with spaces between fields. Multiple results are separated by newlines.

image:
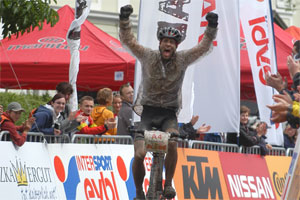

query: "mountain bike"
xmin=129 ymin=128 xmax=187 ymax=200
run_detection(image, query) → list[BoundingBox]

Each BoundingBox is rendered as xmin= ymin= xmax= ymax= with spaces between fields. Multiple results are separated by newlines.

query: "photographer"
xmin=0 ymin=102 xmax=35 ymax=146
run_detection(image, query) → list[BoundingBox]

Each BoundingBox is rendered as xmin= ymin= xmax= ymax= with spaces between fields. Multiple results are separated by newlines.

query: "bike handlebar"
xmin=128 ymin=127 xmax=188 ymax=139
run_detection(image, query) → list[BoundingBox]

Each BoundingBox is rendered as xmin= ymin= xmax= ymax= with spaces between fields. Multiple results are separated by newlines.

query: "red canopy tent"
xmin=0 ymin=6 xmax=295 ymax=100
xmin=285 ymin=25 xmax=300 ymax=40
xmin=240 ymin=23 xmax=294 ymax=100
xmin=0 ymin=5 xmax=135 ymax=91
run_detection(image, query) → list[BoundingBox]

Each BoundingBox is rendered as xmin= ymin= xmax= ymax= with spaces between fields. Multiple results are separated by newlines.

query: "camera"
xmin=54 ymin=122 xmax=61 ymax=130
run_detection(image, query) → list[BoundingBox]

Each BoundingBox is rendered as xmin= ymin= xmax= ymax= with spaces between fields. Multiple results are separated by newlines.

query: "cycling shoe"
xmin=162 ymin=185 xmax=176 ymax=198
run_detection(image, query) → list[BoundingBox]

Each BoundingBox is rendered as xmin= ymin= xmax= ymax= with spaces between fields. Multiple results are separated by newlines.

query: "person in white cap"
xmin=0 ymin=102 xmax=35 ymax=146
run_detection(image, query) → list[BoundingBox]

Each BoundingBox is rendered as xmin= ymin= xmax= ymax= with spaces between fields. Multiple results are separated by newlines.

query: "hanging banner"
xmin=135 ymin=0 xmax=240 ymax=133
xmin=67 ymin=0 xmax=91 ymax=111
xmin=240 ymin=0 xmax=283 ymax=146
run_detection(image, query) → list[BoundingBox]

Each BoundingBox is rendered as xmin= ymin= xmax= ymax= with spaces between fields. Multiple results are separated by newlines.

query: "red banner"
xmin=219 ymin=152 xmax=276 ymax=200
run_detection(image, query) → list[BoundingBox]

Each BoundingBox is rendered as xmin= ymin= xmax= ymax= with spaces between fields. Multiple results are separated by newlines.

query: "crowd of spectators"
xmin=1 ymin=88 xmax=297 ymax=156
xmin=1 ymin=40 xmax=299 ymax=152
xmin=1 ymin=80 xmax=299 ymax=153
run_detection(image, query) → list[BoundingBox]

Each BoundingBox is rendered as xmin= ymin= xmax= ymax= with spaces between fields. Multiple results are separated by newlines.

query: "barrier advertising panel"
xmin=219 ymin=152 xmax=276 ymax=200
xmin=265 ymin=156 xmax=291 ymax=200
xmin=0 ymin=142 xmax=59 ymax=200
xmin=46 ymin=144 xmax=134 ymax=200
xmin=1 ymin=141 xmax=295 ymax=199
xmin=174 ymin=148 xmax=229 ymax=200
xmin=282 ymin=136 xmax=300 ymax=200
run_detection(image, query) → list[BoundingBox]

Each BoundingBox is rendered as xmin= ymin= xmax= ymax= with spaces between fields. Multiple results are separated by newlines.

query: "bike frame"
xmin=144 ymin=130 xmax=169 ymax=199
xmin=146 ymin=152 xmax=165 ymax=199
xmin=128 ymin=128 xmax=181 ymax=200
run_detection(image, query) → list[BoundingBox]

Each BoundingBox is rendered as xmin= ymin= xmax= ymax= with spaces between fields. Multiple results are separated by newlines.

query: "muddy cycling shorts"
xmin=135 ymin=105 xmax=178 ymax=141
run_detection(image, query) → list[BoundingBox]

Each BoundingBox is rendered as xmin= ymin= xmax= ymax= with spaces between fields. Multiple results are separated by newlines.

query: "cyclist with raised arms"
xmin=119 ymin=4 xmax=218 ymax=199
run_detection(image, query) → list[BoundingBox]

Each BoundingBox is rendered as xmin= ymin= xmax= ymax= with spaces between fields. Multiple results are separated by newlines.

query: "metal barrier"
xmin=1 ymin=130 xmax=292 ymax=157
xmin=177 ymin=139 xmax=190 ymax=148
xmin=26 ymin=132 xmax=45 ymax=142
xmin=268 ymin=147 xmax=286 ymax=156
xmin=240 ymin=145 xmax=261 ymax=155
xmin=43 ymin=134 xmax=71 ymax=143
xmin=286 ymin=148 xmax=294 ymax=157
xmin=0 ymin=131 xmax=45 ymax=143
xmin=0 ymin=131 xmax=11 ymax=141
xmin=71 ymin=134 xmax=133 ymax=144
xmin=240 ymin=146 xmax=287 ymax=156
xmin=191 ymin=140 xmax=240 ymax=153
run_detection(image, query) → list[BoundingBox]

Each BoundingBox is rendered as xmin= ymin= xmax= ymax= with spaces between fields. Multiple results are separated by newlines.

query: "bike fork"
xmin=146 ymin=153 xmax=165 ymax=199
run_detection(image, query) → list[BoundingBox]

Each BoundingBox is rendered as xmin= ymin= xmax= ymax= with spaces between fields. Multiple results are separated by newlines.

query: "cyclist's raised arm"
xmin=182 ymin=12 xmax=218 ymax=66
xmin=119 ymin=5 xmax=148 ymax=60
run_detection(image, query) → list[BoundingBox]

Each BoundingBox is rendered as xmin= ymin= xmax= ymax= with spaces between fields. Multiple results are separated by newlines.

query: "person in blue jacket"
xmin=30 ymin=93 xmax=66 ymax=135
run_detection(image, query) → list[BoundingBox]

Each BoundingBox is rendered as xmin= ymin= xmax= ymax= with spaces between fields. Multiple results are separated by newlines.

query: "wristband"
xmin=287 ymin=104 xmax=293 ymax=113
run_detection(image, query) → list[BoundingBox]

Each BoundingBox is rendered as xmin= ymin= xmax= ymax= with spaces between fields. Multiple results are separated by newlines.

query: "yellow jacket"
xmin=291 ymin=101 xmax=300 ymax=118
xmin=91 ymin=106 xmax=116 ymax=135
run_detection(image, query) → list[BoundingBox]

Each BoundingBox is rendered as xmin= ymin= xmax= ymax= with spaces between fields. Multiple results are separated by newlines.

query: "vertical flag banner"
xmin=191 ymin=0 xmax=240 ymax=132
xmin=135 ymin=0 xmax=240 ymax=133
xmin=67 ymin=0 xmax=91 ymax=111
xmin=240 ymin=0 xmax=283 ymax=146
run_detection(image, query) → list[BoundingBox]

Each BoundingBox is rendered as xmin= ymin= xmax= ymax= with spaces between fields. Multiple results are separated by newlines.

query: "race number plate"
xmin=144 ymin=130 xmax=169 ymax=153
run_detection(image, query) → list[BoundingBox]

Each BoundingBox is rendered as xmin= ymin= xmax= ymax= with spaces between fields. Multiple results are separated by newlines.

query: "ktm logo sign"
xmin=182 ymin=156 xmax=223 ymax=199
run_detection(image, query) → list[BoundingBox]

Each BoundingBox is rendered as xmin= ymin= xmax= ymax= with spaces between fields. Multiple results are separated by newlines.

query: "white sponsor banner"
xmin=46 ymin=144 xmax=176 ymax=200
xmin=0 ymin=140 xmax=176 ymax=199
xmin=240 ymin=0 xmax=283 ymax=146
xmin=191 ymin=0 xmax=240 ymax=132
xmin=0 ymin=142 xmax=60 ymax=200
xmin=46 ymin=144 xmax=134 ymax=200
xmin=135 ymin=0 xmax=240 ymax=132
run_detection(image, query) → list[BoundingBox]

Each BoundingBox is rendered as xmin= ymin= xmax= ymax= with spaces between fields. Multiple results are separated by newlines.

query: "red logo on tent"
xmin=38 ymin=37 xmax=65 ymax=44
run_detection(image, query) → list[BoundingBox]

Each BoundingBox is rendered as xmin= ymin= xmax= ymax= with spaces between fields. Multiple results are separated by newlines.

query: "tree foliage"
xmin=0 ymin=0 xmax=59 ymax=39
xmin=0 ymin=92 xmax=51 ymax=125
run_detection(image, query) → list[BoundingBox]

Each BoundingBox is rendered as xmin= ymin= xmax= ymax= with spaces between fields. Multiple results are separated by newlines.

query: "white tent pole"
xmin=67 ymin=0 xmax=92 ymax=111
